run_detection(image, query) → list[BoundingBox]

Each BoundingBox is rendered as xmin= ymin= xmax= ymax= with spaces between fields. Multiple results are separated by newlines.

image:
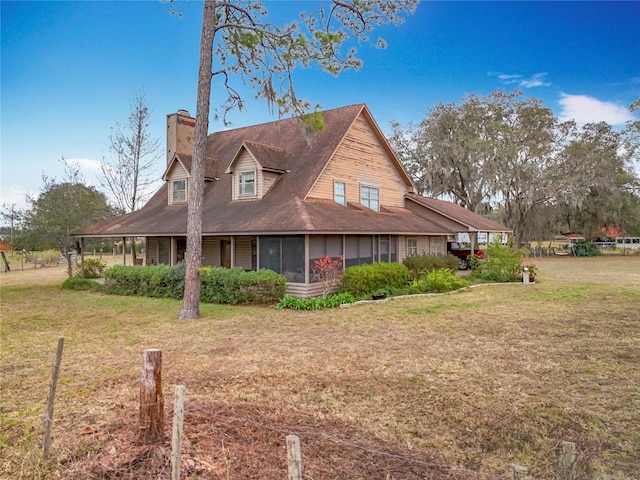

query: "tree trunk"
xmin=179 ymin=0 xmax=215 ymax=320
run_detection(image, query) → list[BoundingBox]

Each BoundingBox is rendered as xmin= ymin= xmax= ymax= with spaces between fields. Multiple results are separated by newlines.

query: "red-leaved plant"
xmin=312 ymin=255 xmax=344 ymax=298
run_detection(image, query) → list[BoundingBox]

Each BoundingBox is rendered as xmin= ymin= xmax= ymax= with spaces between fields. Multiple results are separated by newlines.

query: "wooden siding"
xmin=167 ymin=163 xmax=189 ymax=205
xmin=262 ymin=171 xmax=281 ymax=195
xmin=202 ymin=237 xmax=220 ymax=266
xmin=146 ymin=237 xmax=158 ymax=265
xmin=309 ymin=114 xmax=409 ymax=208
xmin=234 ymin=236 xmax=254 ymax=269
xmin=286 ymin=282 xmax=324 ymax=298
xmin=231 ymin=152 xmax=259 ymax=200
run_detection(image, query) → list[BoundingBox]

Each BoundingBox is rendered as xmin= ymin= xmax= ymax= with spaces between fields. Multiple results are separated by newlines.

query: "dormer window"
xmin=239 ymin=171 xmax=256 ymax=196
xmin=360 ymin=185 xmax=379 ymax=211
xmin=172 ymin=179 xmax=186 ymax=203
xmin=334 ymin=181 xmax=346 ymax=206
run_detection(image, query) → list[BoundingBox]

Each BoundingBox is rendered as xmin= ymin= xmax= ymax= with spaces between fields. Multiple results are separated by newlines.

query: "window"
xmin=360 ymin=185 xmax=379 ymax=211
xmin=430 ymin=237 xmax=444 ymax=256
xmin=239 ymin=171 xmax=255 ymax=196
xmin=334 ymin=181 xmax=346 ymax=206
xmin=172 ymin=180 xmax=186 ymax=203
xmin=407 ymin=238 xmax=418 ymax=256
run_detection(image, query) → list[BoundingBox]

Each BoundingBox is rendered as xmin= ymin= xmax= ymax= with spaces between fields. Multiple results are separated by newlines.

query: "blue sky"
xmin=2 ymin=1 xmax=639 ymax=211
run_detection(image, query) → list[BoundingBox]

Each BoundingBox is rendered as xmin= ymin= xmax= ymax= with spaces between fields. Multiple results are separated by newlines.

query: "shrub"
xmin=199 ymin=267 xmax=286 ymax=304
xmin=422 ymin=268 xmax=471 ymax=292
xmin=466 ymin=254 xmax=482 ymax=271
xmin=103 ymin=263 xmax=184 ymax=299
xmin=61 ymin=277 xmax=103 ymax=292
xmin=403 ymin=254 xmax=460 ymax=279
xmin=340 ymin=262 xmax=410 ymax=297
xmin=104 ymin=264 xmax=285 ymax=304
xmin=82 ymin=258 xmax=107 ymax=278
xmin=276 ymin=292 xmax=355 ymax=310
xmin=571 ymin=240 xmax=599 ymax=257
xmin=474 ymin=238 xmax=523 ymax=282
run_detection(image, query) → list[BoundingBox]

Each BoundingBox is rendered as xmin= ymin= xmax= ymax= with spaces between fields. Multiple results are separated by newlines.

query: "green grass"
xmin=1 ymin=256 xmax=639 ymax=479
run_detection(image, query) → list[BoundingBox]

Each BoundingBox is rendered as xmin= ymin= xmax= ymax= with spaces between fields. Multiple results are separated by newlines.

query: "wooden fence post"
xmin=286 ymin=434 xmax=302 ymax=480
xmin=43 ymin=337 xmax=64 ymax=459
xmin=512 ymin=464 xmax=528 ymax=480
xmin=139 ymin=348 xmax=164 ymax=444
xmin=171 ymin=385 xmax=186 ymax=480
xmin=558 ymin=441 xmax=577 ymax=480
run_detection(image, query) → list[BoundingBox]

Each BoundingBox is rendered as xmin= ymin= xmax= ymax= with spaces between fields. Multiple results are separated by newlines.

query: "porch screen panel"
xmin=326 ymin=236 xmax=342 ymax=257
xmin=282 ymin=236 xmax=305 ymax=283
xmin=158 ymin=238 xmax=170 ymax=265
xmin=359 ymin=236 xmax=373 ymax=264
xmin=309 ymin=235 xmax=326 ymax=261
xmin=380 ymin=236 xmax=389 ymax=262
xmin=259 ymin=236 xmax=304 ymax=283
xmin=259 ymin=237 xmax=281 ymax=273
xmin=345 ymin=236 xmax=359 ymax=267
xmin=390 ymin=236 xmax=398 ymax=262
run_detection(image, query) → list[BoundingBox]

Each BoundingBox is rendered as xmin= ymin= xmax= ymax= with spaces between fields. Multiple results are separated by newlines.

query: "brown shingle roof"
xmin=74 ymin=104 xmax=508 ymax=238
xmin=229 ymin=141 xmax=289 ymax=173
xmin=406 ymin=194 xmax=511 ymax=232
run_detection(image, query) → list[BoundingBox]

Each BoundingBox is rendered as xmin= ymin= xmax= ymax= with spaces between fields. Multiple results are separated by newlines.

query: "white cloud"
xmin=558 ymin=93 xmax=633 ymax=126
xmin=0 ymin=184 xmax=34 ymax=211
xmin=489 ymin=72 xmax=551 ymax=88
xmin=519 ymin=73 xmax=551 ymax=88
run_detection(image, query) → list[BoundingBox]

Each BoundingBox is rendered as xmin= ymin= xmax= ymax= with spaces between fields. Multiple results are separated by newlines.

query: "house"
xmin=74 ymin=104 xmax=511 ymax=297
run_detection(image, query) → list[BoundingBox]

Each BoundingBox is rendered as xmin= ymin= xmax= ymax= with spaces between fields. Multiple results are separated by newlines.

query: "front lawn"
xmin=1 ymin=256 xmax=638 ymax=479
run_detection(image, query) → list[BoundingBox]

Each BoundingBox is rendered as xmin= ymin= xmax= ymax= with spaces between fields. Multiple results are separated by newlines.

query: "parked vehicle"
xmin=447 ymin=242 xmax=484 ymax=270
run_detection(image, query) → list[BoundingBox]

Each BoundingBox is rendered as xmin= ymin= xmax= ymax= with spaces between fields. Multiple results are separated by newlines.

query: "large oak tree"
xmin=390 ymin=90 xmax=639 ymax=246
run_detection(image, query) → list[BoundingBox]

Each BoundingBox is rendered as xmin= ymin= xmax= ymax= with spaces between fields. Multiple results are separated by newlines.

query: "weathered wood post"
xmin=512 ymin=464 xmax=528 ymax=480
xmin=43 ymin=337 xmax=64 ymax=459
xmin=171 ymin=385 xmax=186 ymax=480
xmin=286 ymin=434 xmax=302 ymax=480
xmin=138 ymin=348 xmax=164 ymax=444
xmin=557 ymin=441 xmax=577 ymax=480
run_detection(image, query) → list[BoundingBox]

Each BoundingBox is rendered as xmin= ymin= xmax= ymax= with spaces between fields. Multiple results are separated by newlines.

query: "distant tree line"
xmin=388 ymin=90 xmax=640 ymax=246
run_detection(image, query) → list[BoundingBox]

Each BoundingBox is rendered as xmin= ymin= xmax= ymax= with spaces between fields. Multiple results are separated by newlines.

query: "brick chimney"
xmin=166 ymin=110 xmax=196 ymax=165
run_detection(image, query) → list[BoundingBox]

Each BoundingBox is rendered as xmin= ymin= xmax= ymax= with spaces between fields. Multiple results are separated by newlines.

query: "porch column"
xmin=256 ymin=237 xmax=261 ymax=269
xmin=230 ymin=237 xmax=236 ymax=267
xmin=80 ymin=237 xmax=85 ymax=277
xmin=470 ymin=231 xmax=477 ymax=253
xmin=170 ymin=237 xmax=177 ymax=266
xmin=122 ymin=237 xmax=126 ymax=265
xmin=304 ymin=235 xmax=310 ymax=284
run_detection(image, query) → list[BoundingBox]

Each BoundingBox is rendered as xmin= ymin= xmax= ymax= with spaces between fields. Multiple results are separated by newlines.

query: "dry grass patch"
xmin=1 ymin=256 xmax=639 ymax=479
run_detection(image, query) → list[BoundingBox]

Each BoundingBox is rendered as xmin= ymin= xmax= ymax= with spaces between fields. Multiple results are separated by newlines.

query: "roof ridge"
xmin=207 ymin=103 xmax=366 ymax=137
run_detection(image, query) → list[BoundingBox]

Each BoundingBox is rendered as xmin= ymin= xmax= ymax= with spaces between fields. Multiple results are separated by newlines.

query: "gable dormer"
xmin=162 ymin=155 xmax=191 ymax=205
xmin=226 ymin=141 xmax=288 ymax=200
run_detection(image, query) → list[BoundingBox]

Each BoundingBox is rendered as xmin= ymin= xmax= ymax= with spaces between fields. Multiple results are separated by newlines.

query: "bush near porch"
xmin=103 ymin=264 xmax=286 ymax=305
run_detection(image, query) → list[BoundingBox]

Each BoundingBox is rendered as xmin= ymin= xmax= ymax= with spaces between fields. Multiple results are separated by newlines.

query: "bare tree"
xmin=100 ymin=90 xmax=162 ymax=214
xmin=178 ymin=0 xmax=418 ymax=320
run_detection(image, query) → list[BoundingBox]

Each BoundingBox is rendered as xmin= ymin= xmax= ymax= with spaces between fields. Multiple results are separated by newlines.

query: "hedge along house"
xmin=74 ymin=104 xmax=510 ymax=297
